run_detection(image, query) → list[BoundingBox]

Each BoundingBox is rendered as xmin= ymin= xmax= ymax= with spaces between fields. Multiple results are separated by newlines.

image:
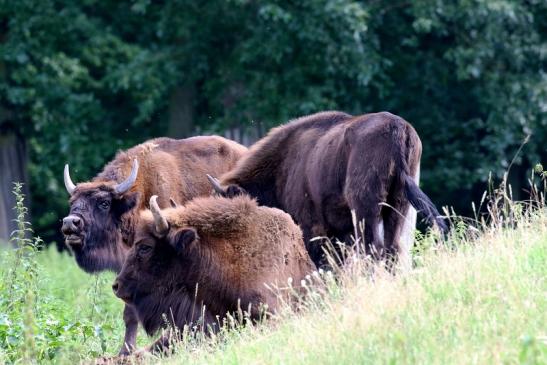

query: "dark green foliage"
xmin=375 ymin=1 xmax=547 ymax=203
xmin=0 ymin=0 xmax=169 ymax=241
xmin=0 ymin=0 xmax=545 ymax=240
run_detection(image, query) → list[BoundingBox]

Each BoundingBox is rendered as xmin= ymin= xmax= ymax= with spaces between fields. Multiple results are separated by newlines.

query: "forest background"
xmin=1 ymin=0 xmax=546 ymax=245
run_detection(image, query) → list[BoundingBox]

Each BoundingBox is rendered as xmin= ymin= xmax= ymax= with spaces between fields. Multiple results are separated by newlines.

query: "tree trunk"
xmin=0 ymin=131 xmax=29 ymax=243
xmin=168 ymin=84 xmax=195 ymax=138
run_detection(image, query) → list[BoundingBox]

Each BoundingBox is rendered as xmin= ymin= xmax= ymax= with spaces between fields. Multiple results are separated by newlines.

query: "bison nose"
xmin=112 ymin=280 xmax=132 ymax=302
xmin=62 ymin=215 xmax=82 ymax=233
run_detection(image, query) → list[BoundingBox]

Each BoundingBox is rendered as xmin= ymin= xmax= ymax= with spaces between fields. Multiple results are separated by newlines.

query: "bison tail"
xmin=404 ymin=174 xmax=448 ymax=234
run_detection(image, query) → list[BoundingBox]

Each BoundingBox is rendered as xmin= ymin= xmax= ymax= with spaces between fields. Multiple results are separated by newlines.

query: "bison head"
xmin=61 ymin=159 xmax=140 ymax=273
xmin=112 ymin=196 xmax=198 ymax=334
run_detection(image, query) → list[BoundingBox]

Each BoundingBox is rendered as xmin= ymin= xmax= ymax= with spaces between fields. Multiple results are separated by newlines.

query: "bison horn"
xmin=169 ymin=198 xmax=179 ymax=208
xmin=64 ymin=164 xmax=76 ymax=195
xmin=150 ymin=195 xmax=169 ymax=235
xmin=206 ymin=174 xmax=225 ymax=195
xmin=114 ymin=159 xmax=139 ymax=194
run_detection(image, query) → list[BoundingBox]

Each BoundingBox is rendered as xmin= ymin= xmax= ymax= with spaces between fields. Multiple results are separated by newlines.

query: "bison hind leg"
xmin=347 ymin=206 xmax=384 ymax=260
xmin=381 ymin=173 xmax=416 ymax=270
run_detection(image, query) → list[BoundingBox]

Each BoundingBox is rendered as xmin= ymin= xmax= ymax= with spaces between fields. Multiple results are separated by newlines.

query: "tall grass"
xmin=0 ymin=184 xmax=127 ymax=364
xmin=152 ymin=169 xmax=546 ymax=365
xmin=161 ymin=216 xmax=545 ymax=365
xmin=0 ymin=167 xmax=545 ymax=364
xmin=1 ymin=183 xmax=42 ymax=363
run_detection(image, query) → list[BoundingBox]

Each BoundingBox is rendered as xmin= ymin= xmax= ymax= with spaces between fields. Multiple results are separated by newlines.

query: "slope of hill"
xmin=1 ymin=202 xmax=545 ymax=364
xmin=162 ymin=213 xmax=546 ymax=365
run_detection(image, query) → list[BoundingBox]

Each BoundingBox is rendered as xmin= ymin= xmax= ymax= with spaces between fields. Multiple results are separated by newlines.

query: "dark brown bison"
xmin=112 ymin=195 xmax=315 ymax=355
xmin=61 ymin=136 xmax=247 ymax=354
xmin=207 ymin=111 xmax=447 ymax=269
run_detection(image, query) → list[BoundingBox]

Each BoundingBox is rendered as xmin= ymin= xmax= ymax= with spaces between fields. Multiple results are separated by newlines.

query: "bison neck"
xmin=119 ymin=211 xmax=137 ymax=249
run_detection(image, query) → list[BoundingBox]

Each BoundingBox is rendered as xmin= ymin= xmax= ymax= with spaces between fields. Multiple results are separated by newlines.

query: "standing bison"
xmin=208 ymin=111 xmax=447 ymax=268
xmin=61 ymin=136 xmax=247 ymax=354
xmin=112 ymin=195 xmax=315 ymax=355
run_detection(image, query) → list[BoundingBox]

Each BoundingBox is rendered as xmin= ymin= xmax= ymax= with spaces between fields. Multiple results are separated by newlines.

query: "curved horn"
xmin=64 ymin=164 xmax=76 ymax=195
xmin=150 ymin=195 xmax=169 ymax=235
xmin=206 ymin=174 xmax=225 ymax=195
xmin=115 ymin=159 xmax=139 ymax=194
xmin=169 ymin=198 xmax=179 ymax=209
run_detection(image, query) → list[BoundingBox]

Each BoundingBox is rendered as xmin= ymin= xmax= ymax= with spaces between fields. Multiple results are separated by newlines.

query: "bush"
xmin=0 ymin=183 xmax=123 ymax=363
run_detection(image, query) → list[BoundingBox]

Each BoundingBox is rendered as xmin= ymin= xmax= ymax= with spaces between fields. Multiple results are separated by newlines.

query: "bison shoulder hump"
xmin=258 ymin=206 xmax=302 ymax=240
xmin=171 ymin=195 xmax=258 ymax=236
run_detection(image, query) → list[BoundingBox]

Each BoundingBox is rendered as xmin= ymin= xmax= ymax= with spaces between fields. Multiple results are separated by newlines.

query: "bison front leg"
xmin=133 ymin=329 xmax=175 ymax=356
xmin=118 ymin=304 xmax=138 ymax=355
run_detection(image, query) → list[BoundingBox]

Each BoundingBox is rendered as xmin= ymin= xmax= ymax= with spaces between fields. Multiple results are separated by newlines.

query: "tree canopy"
xmin=1 ymin=0 xmax=546 ymax=242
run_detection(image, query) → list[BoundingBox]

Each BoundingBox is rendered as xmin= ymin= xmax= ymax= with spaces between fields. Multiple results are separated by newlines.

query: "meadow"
xmin=2 ymin=2 xmax=546 ymax=364
xmin=0 ymin=182 xmax=546 ymax=364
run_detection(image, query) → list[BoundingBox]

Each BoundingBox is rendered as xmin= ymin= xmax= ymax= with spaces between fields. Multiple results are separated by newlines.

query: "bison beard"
xmin=61 ymin=136 xmax=247 ymax=355
xmin=113 ymin=195 xmax=315 ymax=355
xmin=127 ymin=255 xmax=218 ymax=338
xmin=211 ymin=111 xmax=447 ymax=268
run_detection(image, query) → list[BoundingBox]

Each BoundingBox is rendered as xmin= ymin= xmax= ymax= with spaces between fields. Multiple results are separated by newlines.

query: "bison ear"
xmin=112 ymin=192 xmax=139 ymax=217
xmin=206 ymin=174 xmax=246 ymax=198
xmin=226 ymin=184 xmax=246 ymax=198
xmin=172 ymin=228 xmax=198 ymax=254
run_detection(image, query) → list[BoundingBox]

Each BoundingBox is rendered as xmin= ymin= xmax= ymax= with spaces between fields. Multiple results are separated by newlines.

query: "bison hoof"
xmin=94 ymin=351 xmax=145 ymax=365
xmin=117 ymin=344 xmax=134 ymax=357
xmin=93 ymin=355 xmax=123 ymax=365
xmin=117 ymin=349 xmax=132 ymax=357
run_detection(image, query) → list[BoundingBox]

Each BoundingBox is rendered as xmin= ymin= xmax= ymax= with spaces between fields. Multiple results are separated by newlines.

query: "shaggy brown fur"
xmin=214 ymin=111 xmax=447 ymax=267
xmin=113 ymin=195 xmax=315 ymax=355
xmin=61 ymin=136 xmax=247 ymax=355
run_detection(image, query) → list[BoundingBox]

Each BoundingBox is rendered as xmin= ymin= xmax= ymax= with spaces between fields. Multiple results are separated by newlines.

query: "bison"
xmin=112 ymin=194 xmax=315 ymax=355
xmin=207 ymin=111 xmax=447 ymax=269
xmin=61 ymin=136 xmax=247 ymax=354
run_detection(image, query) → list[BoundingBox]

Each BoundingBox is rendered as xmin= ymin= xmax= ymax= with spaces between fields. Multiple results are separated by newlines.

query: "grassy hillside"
xmin=0 ymin=191 xmax=545 ymax=364
xmin=161 ymin=212 xmax=546 ymax=365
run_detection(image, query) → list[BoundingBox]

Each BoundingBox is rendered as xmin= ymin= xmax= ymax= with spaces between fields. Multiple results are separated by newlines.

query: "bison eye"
xmin=99 ymin=200 xmax=110 ymax=210
xmin=138 ymin=245 xmax=153 ymax=255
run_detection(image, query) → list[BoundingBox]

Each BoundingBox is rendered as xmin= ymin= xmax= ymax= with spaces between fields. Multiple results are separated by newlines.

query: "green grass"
xmin=159 ymin=212 xmax=547 ymax=365
xmin=0 ymin=184 xmax=545 ymax=364
xmin=0 ymin=184 xmax=129 ymax=363
xmin=0 ymin=244 xmax=129 ymax=363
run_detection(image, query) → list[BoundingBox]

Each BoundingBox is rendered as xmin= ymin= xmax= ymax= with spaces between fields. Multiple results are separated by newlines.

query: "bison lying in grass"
xmin=112 ymin=195 xmax=316 ymax=355
xmin=61 ymin=136 xmax=247 ymax=354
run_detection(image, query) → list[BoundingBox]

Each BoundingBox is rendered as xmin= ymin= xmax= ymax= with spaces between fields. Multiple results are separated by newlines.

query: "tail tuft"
xmin=404 ymin=175 xmax=448 ymax=234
